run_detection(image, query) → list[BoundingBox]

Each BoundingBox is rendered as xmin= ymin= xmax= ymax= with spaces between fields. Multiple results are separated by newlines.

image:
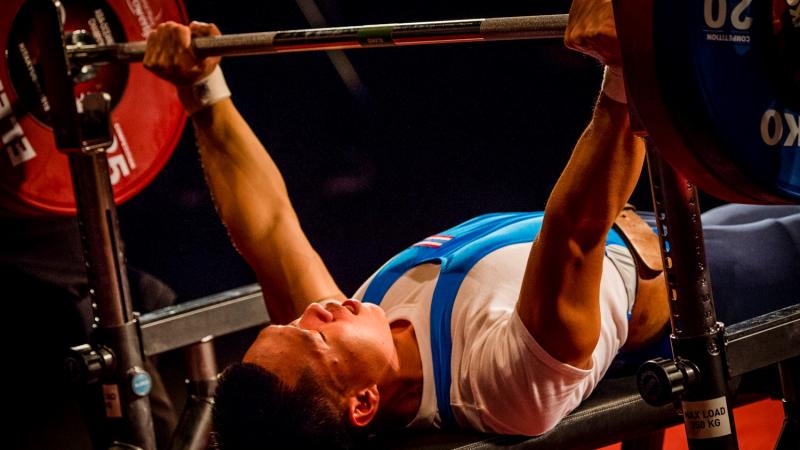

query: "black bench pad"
xmin=370 ymin=375 xmax=682 ymax=450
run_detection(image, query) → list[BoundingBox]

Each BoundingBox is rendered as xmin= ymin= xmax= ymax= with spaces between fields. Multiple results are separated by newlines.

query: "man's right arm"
xmin=144 ymin=22 xmax=344 ymax=323
xmin=190 ymin=100 xmax=345 ymax=323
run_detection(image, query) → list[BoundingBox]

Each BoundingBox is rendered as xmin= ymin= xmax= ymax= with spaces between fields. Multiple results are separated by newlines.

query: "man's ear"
xmin=347 ymin=384 xmax=380 ymax=428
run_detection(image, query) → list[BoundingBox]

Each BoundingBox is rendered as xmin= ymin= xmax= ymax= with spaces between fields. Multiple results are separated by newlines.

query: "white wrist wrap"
xmin=601 ymin=66 xmax=627 ymax=104
xmin=177 ymin=66 xmax=231 ymax=115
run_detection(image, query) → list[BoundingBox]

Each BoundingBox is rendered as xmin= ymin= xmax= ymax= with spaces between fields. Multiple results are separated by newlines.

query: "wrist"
xmin=600 ymin=65 xmax=626 ymax=104
xmin=177 ymin=66 xmax=231 ymax=116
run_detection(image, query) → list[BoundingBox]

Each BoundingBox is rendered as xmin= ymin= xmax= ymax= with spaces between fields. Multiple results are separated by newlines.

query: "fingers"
xmin=143 ymin=21 xmax=221 ymax=85
xmin=564 ymin=0 xmax=622 ymax=67
xmin=188 ymin=21 xmax=223 ymax=75
xmin=144 ymin=22 xmax=190 ymax=80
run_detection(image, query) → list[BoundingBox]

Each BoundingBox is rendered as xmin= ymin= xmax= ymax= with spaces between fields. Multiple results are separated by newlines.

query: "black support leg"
xmin=35 ymin=0 xmax=158 ymax=446
xmin=775 ymin=357 xmax=800 ymax=450
xmin=70 ymin=152 xmax=157 ymax=450
xmin=645 ymin=144 xmax=739 ymax=450
xmin=168 ymin=338 xmax=219 ymax=450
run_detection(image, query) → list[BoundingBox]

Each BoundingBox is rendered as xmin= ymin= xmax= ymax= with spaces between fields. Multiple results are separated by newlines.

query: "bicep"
xmin=515 ymin=215 xmax=607 ymax=367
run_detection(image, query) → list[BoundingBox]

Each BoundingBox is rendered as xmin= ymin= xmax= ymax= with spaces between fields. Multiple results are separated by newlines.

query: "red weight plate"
xmin=0 ymin=0 xmax=187 ymax=216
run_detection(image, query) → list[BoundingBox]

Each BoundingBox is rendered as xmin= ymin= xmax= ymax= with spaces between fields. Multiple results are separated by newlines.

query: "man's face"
xmin=243 ymin=299 xmax=397 ymax=395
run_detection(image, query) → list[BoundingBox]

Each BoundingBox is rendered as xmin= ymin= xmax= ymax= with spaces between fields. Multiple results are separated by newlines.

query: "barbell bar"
xmin=67 ymin=14 xmax=569 ymax=65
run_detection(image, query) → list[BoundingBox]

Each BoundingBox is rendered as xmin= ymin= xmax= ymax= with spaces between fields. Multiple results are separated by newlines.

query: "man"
xmin=144 ymin=1 xmax=800 ymax=448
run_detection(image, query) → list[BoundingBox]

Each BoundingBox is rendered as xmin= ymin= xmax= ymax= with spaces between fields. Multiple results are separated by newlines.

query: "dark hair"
xmin=212 ymin=362 xmax=365 ymax=450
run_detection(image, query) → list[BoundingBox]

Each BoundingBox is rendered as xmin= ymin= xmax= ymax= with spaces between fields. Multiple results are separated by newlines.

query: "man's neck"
xmin=373 ymin=320 xmax=423 ymax=430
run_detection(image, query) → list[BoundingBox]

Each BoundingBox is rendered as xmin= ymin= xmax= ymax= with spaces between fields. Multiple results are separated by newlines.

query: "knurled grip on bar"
xmin=67 ymin=14 xmax=568 ymax=64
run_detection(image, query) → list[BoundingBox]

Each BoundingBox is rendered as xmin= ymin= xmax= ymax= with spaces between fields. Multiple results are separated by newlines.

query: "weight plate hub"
xmin=0 ymin=0 xmax=187 ymax=215
xmin=655 ymin=0 xmax=800 ymax=202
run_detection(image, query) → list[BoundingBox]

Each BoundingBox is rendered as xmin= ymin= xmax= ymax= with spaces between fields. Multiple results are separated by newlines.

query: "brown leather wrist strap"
xmin=612 ymin=205 xmax=663 ymax=280
xmin=614 ymin=206 xmax=671 ymax=350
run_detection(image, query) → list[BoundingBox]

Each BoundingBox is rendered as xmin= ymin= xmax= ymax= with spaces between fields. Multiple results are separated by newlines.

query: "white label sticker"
xmin=682 ymin=397 xmax=732 ymax=439
xmin=0 ymin=80 xmax=37 ymax=167
xmin=103 ymin=384 xmax=123 ymax=418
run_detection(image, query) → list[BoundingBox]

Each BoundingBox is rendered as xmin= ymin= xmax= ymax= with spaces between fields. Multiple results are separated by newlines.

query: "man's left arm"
xmin=515 ymin=0 xmax=645 ymax=370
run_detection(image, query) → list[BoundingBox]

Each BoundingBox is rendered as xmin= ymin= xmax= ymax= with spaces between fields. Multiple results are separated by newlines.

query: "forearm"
xmin=191 ymin=99 xmax=291 ymax=248
xmin=543 ymin=95 xmax=644 ymax=246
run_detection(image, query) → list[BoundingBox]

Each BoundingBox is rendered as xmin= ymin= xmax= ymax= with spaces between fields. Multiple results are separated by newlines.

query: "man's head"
xmin=213 ymin=363 xmax=359 ymax=449
xmin=213 ymin=299 xmax=398 ymax=449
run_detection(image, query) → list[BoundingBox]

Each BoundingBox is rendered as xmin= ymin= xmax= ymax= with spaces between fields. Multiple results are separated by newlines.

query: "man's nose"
xmin=301 ymin=302 xmax=334 ymax=326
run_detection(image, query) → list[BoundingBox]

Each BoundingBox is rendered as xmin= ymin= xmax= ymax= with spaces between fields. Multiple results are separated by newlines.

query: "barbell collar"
xmin=66 ymin=14 xmax=568 ymax=65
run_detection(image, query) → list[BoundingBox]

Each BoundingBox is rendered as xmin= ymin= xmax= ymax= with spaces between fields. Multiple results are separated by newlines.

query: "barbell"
xmin=0 ymin=0 xmax=797 ymax=215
